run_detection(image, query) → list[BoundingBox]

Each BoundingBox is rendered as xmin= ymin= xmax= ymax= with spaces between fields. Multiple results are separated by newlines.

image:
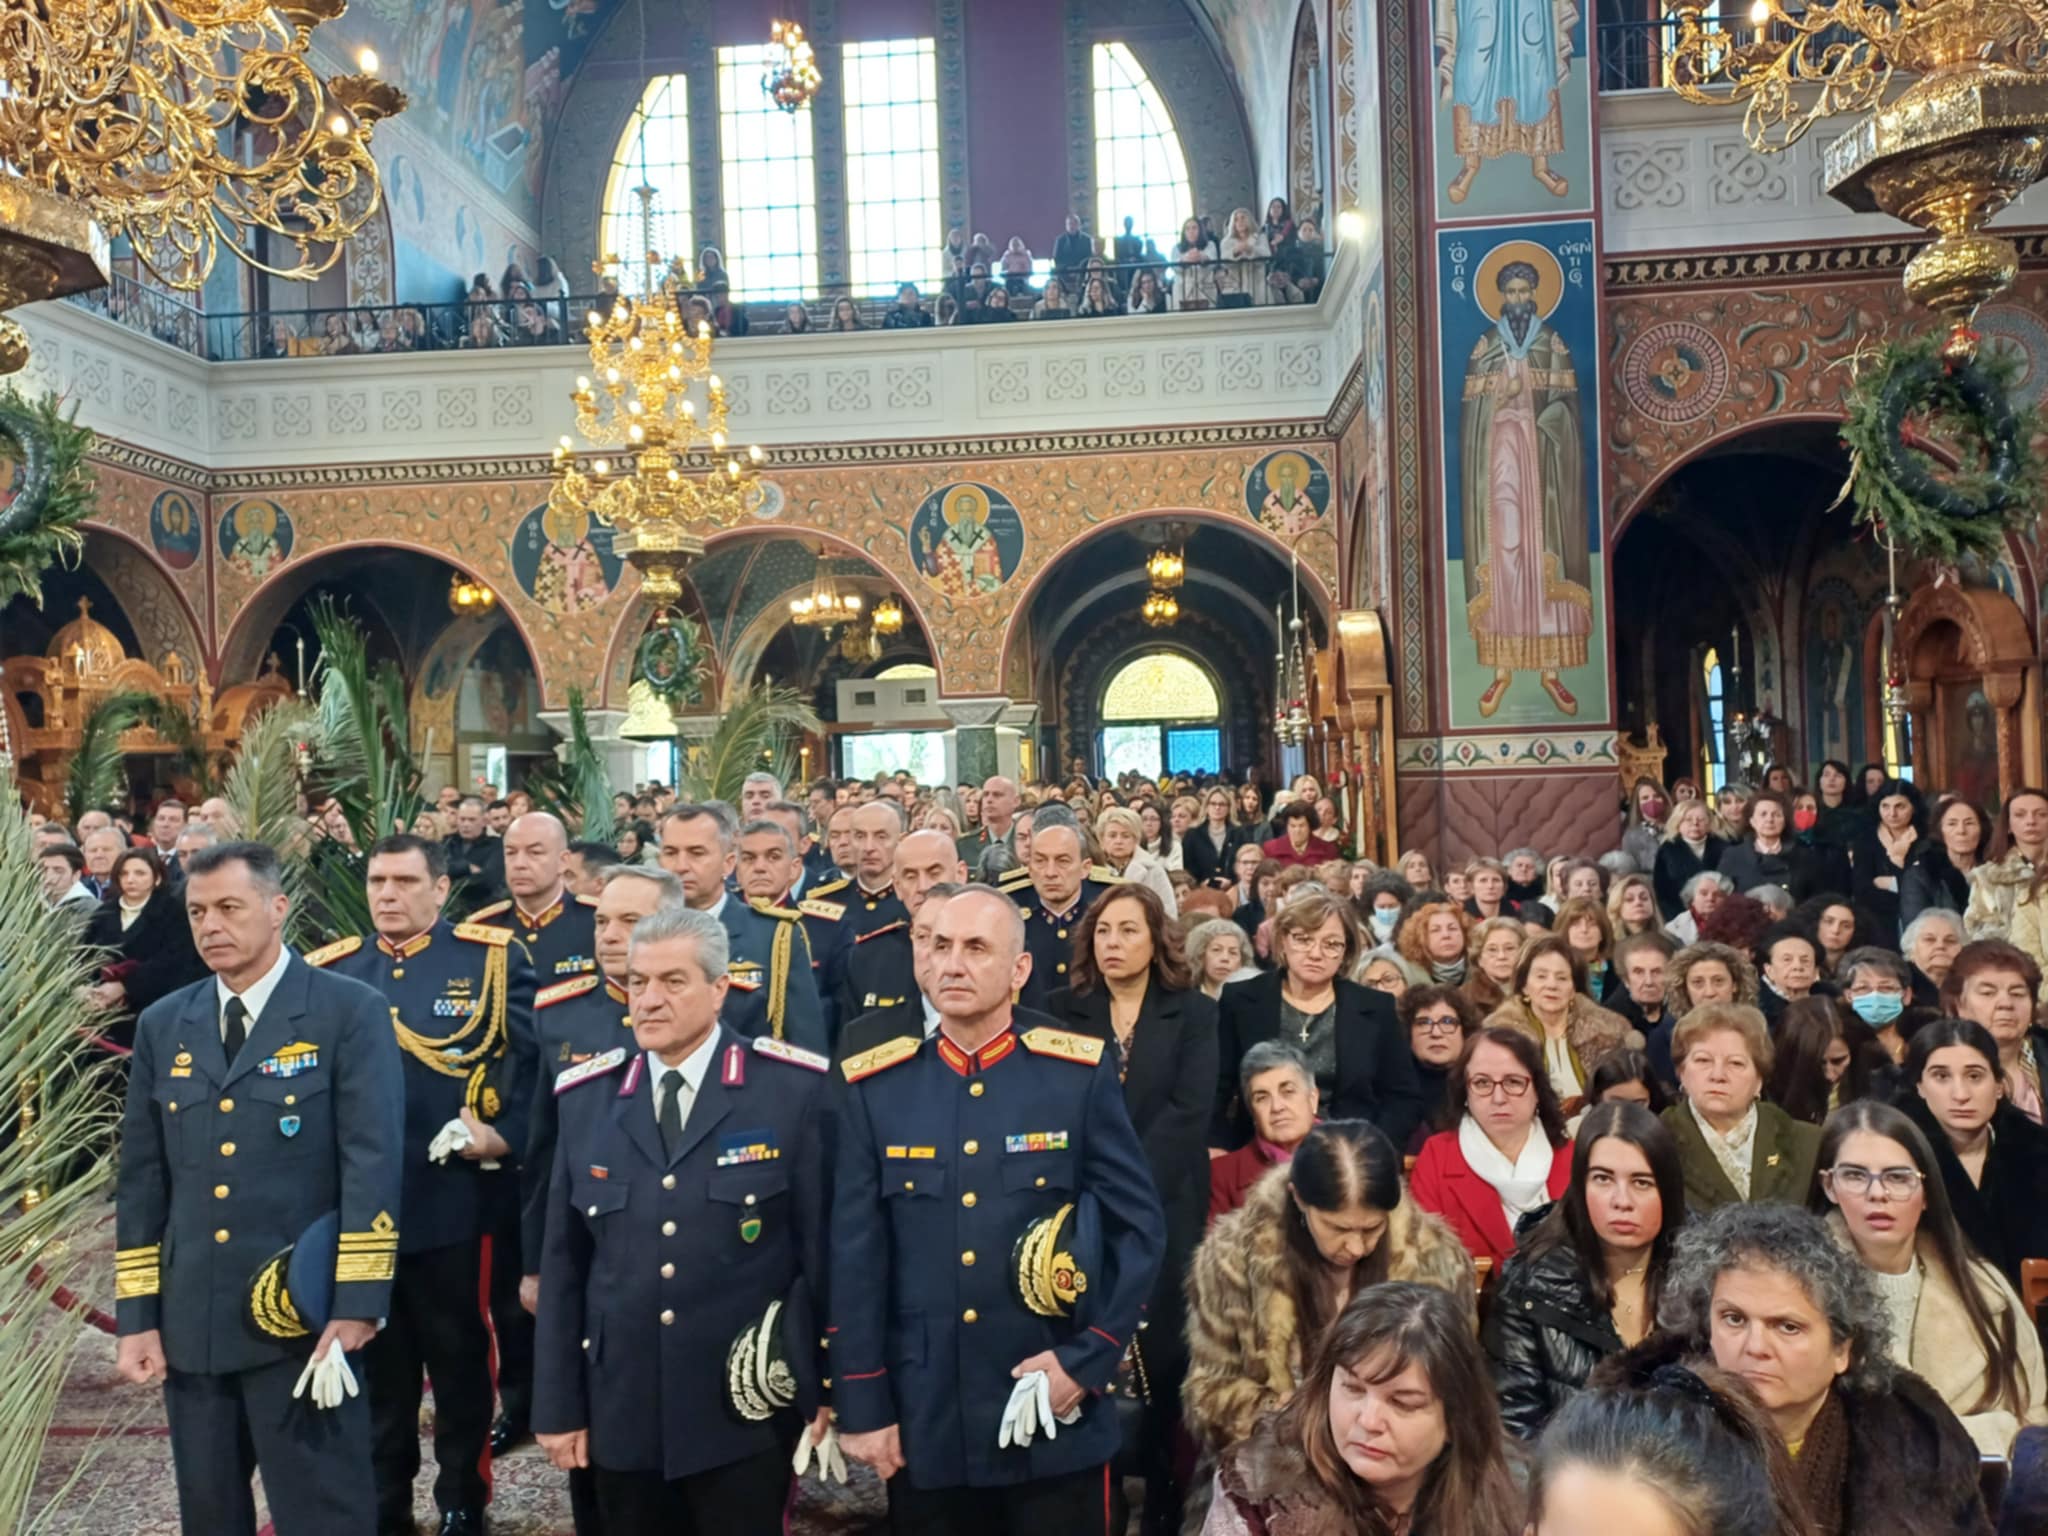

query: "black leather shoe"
xmin=488 ymin=1415 xmax=528 ymax=1456
xmin=436 ymin=1513 xmax=486 ymax=1536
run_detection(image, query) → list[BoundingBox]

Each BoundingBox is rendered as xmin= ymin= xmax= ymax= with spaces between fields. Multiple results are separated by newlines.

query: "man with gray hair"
xmin=533 ymin=901 xmax=836 ymax=1529
xmin=1667 ymin=869 xmax=1733 ymax=945
xmin=739 ymin=771 xmax=782 ymax=823
xmin=1208 ymin=1039 xmax=1321 ymax=1218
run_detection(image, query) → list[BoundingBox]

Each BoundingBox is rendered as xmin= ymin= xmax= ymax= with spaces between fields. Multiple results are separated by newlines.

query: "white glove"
xmin=427 ymin=1117 xmax=473 ymax=1164
xmin=792 ymin=1418 xmax=849 ymax=1483
xmin=997 ymin=1372 xmax=1044 ymax=1449
xmin=290 ymin=1340 xmax=360 ymax=1411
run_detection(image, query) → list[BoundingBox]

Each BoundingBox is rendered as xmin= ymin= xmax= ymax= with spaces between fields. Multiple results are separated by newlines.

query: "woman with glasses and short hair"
xmin=1396 ymin=984 xmax=1481 ymax=1154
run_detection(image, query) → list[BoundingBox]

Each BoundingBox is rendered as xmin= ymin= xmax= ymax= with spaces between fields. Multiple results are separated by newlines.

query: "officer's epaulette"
xmin=748 ymin=900 xmax=802 ymax=921
xmin=799 ymin=896 xmax=846 ymax=921
xmin=753 ymin=1036 xmax=829 ymax=1073
xmin=1087 ymin=864 xmax=1127 ymax=884
xmin=453 ymin=922 xmax=513 ymax=946
xmin=1020 ymin=1027 xmax=1106 ymax=1067
xmin=305 ymin=935 xmax=362 ymax=968
xmin=554 ymin=1046 xmax=628 ymax=1094
xmin=574 ymin=893 xmax=600 ymax=908
xmin=808 ymin=876 xmax=852 ymax=898
xmin=840 ymin=1034 xmax=920 ymax=1083
xmin=537 ymin=975 xmax=602 ymax=1007
xmin=855 ymin=919 xmax=907 ymax=944
xmin=997 ymin=867 xmax=1034 ymax=889
xmin=468 ymin=898 xmax=513 ymax=921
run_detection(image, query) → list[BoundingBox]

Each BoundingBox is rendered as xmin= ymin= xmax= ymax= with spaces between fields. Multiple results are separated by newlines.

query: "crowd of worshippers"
xmin=40 ymin=758 xmax=2048 ymax=1535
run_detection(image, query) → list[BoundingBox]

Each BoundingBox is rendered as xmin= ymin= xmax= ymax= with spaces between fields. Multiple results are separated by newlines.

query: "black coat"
xmin=1717 ymin=836 xmax=1849 ymax=903
xmin=1483 ymin=1236 xmax=1623 ymax=1439
xmin=1899 ymin=847 xmax=1972 ymax=928
xmin=1180 ymin=822 xmax=1247 ymax=886
xmin=1212 ymin=971 xmax=1423 ymax=1151
xmin=1652 ymin=836 xmax=1726 ymax=919
xmin=1849 ymin=826 xmax=1924 ymax=938
xmin=1903 ymin=1096 xmax=2048 ymax=1296
xmin=83 ymin=885 xmax=208 ymax=1051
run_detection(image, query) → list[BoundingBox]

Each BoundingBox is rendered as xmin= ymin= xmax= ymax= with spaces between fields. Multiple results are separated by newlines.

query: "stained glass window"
xmin=1102 ymin=652 xmax=1220 ymax=721
xmin=716 ymin=44 xmax=819 ymax=301
xmin=1092 ymin=43 xmax=1194 ymax=258
xmin=843 ymin=39 xmax=942 ymax=296
xmin=603 ymin=76 xmax=695 ymax=296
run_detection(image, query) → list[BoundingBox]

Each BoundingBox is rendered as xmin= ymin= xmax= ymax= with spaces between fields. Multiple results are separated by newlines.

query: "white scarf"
xmin=1689 ymin=1097 xmax=1759 ymax=1200
xmin=1458 ymin=1114 xmax=1553 ymax=1231
xmin=119 ymin=897 xmax=148 ymax=932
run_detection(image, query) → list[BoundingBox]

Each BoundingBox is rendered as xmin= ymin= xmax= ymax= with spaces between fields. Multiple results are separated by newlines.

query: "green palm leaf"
xmin=63 ymin=689 xmax=158 ymax=824
xmin=680 ymin=683 xmax=819 ymax=807
xmin=221 ymin=697 xmax=320 ymax=926
xmin=0 ymin=388 xmax=97 ymax=609
xmin=567 ymin=688 xmax=614 ymax=841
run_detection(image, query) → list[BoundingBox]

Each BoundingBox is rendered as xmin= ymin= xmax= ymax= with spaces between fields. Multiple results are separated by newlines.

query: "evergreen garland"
xmin=0 ymin=388 xmax=97 ymax=607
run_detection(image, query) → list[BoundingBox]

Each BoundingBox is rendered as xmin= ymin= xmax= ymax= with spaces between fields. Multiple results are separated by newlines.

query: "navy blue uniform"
xmin=533 ymin=1028 xmax=834 ymax=1525
xmin=1009 ymin=876 xmax=1120 ymax=1012
xmin=711 ymin=894 xmax=826 ymax=1054
xmin=830 ymin=1015 xmax=1163 ymax=1505
xmin=116 ymin=954 xmax=405 ymax=1536
xmin=808 ymin=878 xmax=909 ymax=1030
xmin=313 ymin=921 xmax=538 ymax=1533
xmin=839 ymin=919 xmax=914 ymax=1020
xmin=521 ymin=975 xmax=636 ymax=1274
xmin=471 ymin=891 xmax=600 ymax=986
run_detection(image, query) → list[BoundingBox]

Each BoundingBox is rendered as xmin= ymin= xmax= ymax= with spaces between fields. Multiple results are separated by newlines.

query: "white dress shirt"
xmin=216 ymin=942 xmax=293 ymax=1042
xmin=647 ymin=1027 xmax=720 ymax=1132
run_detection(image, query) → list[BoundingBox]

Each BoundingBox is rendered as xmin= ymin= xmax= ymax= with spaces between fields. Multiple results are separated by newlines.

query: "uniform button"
xmin=526 ymin=932 xmax=539 ymax=943
xmin=744 ymin=1193 xmax=756 ymax=1206
xmin=582 ymin=1338 xmax=591 ymax=1350
xmin=661 ymin=1263 xmax=675 ymax=1278
xmin=662 ymin=1221 xmax=677 ymax=1236
xmin=167 ymin=1102 xmax=178 ymax=1113
xmin=961 ymin=1192 xmax=977 ymax=1208
xmin=392 ymin=968 xmax=404 ymax=979
xmin=962 ymin=1309 xmax=978 ymax=1323
xmin=214 ymin=1229 xmax=230 ymax=1243
xmin=587 ymin=1205 xmax=599 ymax=1217
xmin=1056 ymin=962 xmax=1066 ymax=973
xmin=662 ymin=1174 xmax=676 ymax=1190
xmin=214 ymin=1184 xmax=229 ymax=1199
xmin=963 ymin=1140 xmax=979 ymax=1155
xmin=218 ymin=1098 xmax=234 ymax=1113
xmin=969 ymin=1083 xmax=985 ymax=1097
xmin=903 ymin=1180 xmax=916 ymax=1191
xmin=1035 ymin=1176 xmax=1046 ymax=1188
xmin=220 ymin=1142 xmax=236 ymax=1157
xmin=1056 ymin=929 xmax=1067 ymax=940
xmin=660 ymin=1310 xmax=675 ymax=1326
xmin=961 ymin=1250 xmax=976 ymax=1266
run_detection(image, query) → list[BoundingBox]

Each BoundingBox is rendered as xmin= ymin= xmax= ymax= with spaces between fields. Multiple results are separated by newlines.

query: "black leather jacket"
xmin=1482 ymin=1234 xmax=1623 ymax=1440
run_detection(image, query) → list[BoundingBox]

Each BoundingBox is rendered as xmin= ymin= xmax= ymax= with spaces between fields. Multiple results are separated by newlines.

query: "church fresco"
xmin=510 ymin=500 xmax=623 ymax=614
xmin=906 ymin=484 xmax=1026 ymax=601
xmin=1430 ymin=0 xmax=1592 ymax=221
xmin=217 ymin=499 xmax=295 ymax=580
xmin=149 ymin=490 xmax=204 ymax=571
xmin=1246 ymin=450 xmax=1332 ymax=537
xmin=1438 ymin=220 xmax=1606 ymax=729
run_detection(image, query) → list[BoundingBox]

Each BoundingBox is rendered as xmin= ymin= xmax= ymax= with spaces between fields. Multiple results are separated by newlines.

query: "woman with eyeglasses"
xmin=1213 ymin=889 xmax=1425 ymax=1153
xmin=1812 ymin=1099 xmax=2047 ymax=1455
xmin=1661 ymin=1001 xmax=1819 ymax=1212
xmin=1481 ymin=934 xmax=1635 ymax=1112
xmin=1181 ymin=785 xmax=1247 ymax=886
xmin=1396 ymin=984 xmax=1481 ymax=1154
xmin=1410 ymin=1026 xmax=1573 ymax=1269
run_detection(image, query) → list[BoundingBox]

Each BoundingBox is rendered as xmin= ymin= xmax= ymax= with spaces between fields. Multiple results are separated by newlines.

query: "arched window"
xmin=1091 ymin=42 xmax=1194 ymax=258
xmin=603 ymin=76 xmax=695 ymax=295
xmin=1099 ymin=651 xmax=1221 ymax=780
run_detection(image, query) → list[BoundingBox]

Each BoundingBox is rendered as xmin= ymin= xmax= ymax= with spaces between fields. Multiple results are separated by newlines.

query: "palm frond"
xmin=0 ymin=763 xmax=125 ymax=1528
xmin=307 ymin=597 xmax=424 ymax=846
xmin=0 ymin=389 xmax=97 ymax=609
xmin=567 ymin=688 xmax=614 ymax=842
xmin=221 ymin=697 xmax=319 ymax=923
xmin=63 ymin=689 xmax=157 ymax=824
xmin=680 ymin=683 xmax=819 ymax=806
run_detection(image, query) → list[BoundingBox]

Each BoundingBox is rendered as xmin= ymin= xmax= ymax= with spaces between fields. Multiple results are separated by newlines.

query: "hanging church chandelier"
xmin=1141 ymin=589 xmax=1179 ymax=628
xmin=0 ymin=1 xmax=404 ymax=372
xmin=1145 ymin=546 xmax=1185 ymax=589
xmin=550 ymin=260 xmax=768 ymax=607
xmin=1665 ymin=0 xmax=2048 ymax=350
xmin=1273 ymin=553 xmax=1317 ymax=749
xmin=790 ymin=550 xmax=862 ymax=631
xmin=762 ymin=20 xmax=823 ymax=113
xmin=871 ymin=593 xmax=905 ymax=637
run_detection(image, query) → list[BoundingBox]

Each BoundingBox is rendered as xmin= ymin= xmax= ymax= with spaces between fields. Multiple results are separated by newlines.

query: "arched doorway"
xmin=1098 ymin=650 xmax=1224 ymax=780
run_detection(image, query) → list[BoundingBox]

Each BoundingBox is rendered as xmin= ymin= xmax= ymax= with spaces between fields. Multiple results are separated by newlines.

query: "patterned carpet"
xmin=30 ymin=1210 xmax=889 ymax=1534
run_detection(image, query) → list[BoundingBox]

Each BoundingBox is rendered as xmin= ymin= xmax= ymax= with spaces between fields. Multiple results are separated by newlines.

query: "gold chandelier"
xmin=1667 ymin=0 xmax=2048 ymax=351
xmin=763 ymin=20 xmax=822 ymax=113
xmin=550 ymin=265 xmax=767 ymax=606
xmin=0 ymin=0 xmax=404 ymax=371
xmin=790 ymin=551 xmax=862 ymax=630
xmin=1141 ymin=589 xmax=1179 ymax=627
xmin=871 ymin=593 xmax=905 ymax=636
xmin=1145 ymin=546 xmax=1185 ymax=589
xmin=448 ymin=575 xmax=498 ymax=618
xmin=1273 ymin=554 xmax=1316 ymax=748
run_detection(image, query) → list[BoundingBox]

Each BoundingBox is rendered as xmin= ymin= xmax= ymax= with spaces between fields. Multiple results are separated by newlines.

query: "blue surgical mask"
xmin=1370 ymin=908 xmax=1399 ymax=937
xmin=1850 ymin=991 xmax=1904 ymax=1026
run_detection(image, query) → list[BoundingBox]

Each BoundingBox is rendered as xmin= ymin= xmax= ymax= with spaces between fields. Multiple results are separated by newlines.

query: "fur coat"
xmin=1183 ymin=1162 xmax=1475 ymax=1453
xmin=1481 ymin=994 xmax=1641 ymax=1091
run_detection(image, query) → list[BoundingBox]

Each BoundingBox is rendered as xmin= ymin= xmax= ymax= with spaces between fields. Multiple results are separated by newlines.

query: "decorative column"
xmin=941 ymin=696 xmax=1013 ymax=786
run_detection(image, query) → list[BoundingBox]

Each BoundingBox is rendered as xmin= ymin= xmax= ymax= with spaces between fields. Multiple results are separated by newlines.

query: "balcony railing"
xmin=1597 ymin=11 xmax=1869 ymax=94
xmin=64 ymin=250 xmax=1330 ymax=364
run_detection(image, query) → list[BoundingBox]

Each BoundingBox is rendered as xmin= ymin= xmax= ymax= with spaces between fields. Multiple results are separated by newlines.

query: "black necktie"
xmin=223 ymin=996 xmax=248 ymax=1061
xmin=658 ymin=1069 xmax=685 ymax=1160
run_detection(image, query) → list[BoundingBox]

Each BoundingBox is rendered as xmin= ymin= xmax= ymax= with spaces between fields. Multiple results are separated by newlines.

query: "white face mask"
xmin=1370 ymin=908 xmax=1399 ymax=937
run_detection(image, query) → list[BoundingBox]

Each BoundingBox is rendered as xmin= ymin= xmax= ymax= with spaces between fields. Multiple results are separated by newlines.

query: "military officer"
xmin=468 ymin=810 xmax=598 ymax=1456
xmin=810 ymin=801 xmax=914 ymax=1021
xmin=533 ymin=903 xmax=834 ymax=1533
xmin=831 ymin=885 xmax=1163 ymax=1531
xmin=115 ymin=841 xmax=405 ymax=1536
xmin=737 ymin=814 xmax=843 ymax=1045
xmin=834 ymin=880 xmax=962 ymax=1064
xmin=656 ymin=804 xmax=825 ymax=1053
xmin=1005 ymin=820 xmax=1122 ymax=1012
xmin=837 ymin=828 xmax=966 ymax=1024
xmin=311 ymin=834 xmax=538 ymax=1536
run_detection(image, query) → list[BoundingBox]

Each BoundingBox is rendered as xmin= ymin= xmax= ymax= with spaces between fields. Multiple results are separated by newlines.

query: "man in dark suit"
xmin=1052 ymin=213 xmax=1093 ymax=285
xmin=443 ymin=796 xmax=507 ymax=916
xmin=116 ymin=841 xmax=405 ymax=1536
xmin=533 ymin=903 xmax=834 ymax=1531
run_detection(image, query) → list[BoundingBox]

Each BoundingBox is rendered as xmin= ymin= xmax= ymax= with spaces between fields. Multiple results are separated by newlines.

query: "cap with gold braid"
xmin=247 ymin=1212 xmax=340 ymax=1340
xmin=1011 ymin=1201 xmax=1090 ymax=1319
xmin=725 ymin=1298 xmax=799 ymax=1421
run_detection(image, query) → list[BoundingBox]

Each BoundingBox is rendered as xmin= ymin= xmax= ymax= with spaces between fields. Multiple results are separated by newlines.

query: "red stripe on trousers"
xmin=477 ymin=1234 xmax=497 ymax=1496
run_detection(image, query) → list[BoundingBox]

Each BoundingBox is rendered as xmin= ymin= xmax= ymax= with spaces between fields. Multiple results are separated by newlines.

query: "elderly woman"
xmin=1214 ymin=889 xmax=1424 ymax=1151
xmin=1659 ymin=1002 xmax=1819 ymax=1210
xmin=1654 ymin=798 xmax=1727 ymax=921
xmin=1903 ymin=907 xmax=1966 ymax=1005
xmin=1649 ymin=1201 xmax=1994 ymax=1536
xmin=1939 ymin=939 xmax=2046 ymax=1123
xmin=1395 ymin=898 xmax=1474 ymax=988
xmin=1202 ymin=1283 xmax=1521 ymax=1536
xmin=1260 ymin=800 xmax=1339 ymax=870
xmin=1208 ymin=1039 xmax=1319 ymax=1221
xmin=1901 ymin=794 xmax=1987 ymax=927
xmin=1965 ymin=786 xmax=2048 ymax=938
xmin=1753 ymin=921 xmax=1822 ymax=1031
xmin=1833 ymin=944 xmax=1921 ymax=1070
xmin=1355 ymin=945 xmax=1426 ymax=1001
xmin=1482 ymin=933 xmax=1636 ymax=1108
xmin=1812 ymin=1100 xmax=2047 ymax=1455
xmin=1186 ymin=916 xmax=1260 ymax=1001
xmin=1185 ymin=1122 xmax=1475 ymax=1485
xmin=1094 ymin=804 xmax=1177 ymax=914
xmin=1463 ymin=915 xmax=1525 ymax=1016
xmin=1663 ymin=868 xmax=1733 ymax=946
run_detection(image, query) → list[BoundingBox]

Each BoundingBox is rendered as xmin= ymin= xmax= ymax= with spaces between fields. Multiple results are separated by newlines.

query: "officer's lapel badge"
xmin=1005 ymin=1131 xmax=1070 ymax=1152
xmin=717 ymin=1130 xmax=779 ymax=1167
xmin=589 ymin=1164 xmax=609 ymax=1180
xmin=170 ymin=1049 xmax=193 ymax=1078
xmin=278 ymin=1114 xmax=301 ymax=1138
xmin=258 ymin=1042 xmax=320 ymax=1078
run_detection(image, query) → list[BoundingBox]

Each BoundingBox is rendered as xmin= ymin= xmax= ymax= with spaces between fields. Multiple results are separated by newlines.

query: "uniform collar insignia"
xmin=516 ymin=894 xmax=565 ymax=929
xmin=604 ymin=978 xmax=629 ymax=1006
xmin=377 ymin=928 xmax=435 ymax=961
xmin=935 ymin=1027 xmax=1017 ymax=1077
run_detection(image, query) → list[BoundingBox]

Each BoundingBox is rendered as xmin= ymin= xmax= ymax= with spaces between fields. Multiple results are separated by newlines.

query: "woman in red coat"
xmin=1410 ymin=1026 xmax=1573 ymax=1268
xmin=1260 ymin=800 xmax=1340 ymax=869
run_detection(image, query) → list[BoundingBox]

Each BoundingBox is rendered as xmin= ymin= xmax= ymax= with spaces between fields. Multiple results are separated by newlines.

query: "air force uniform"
xmin=116 ymin=948 xmax=405 ymax=1536
xmin=533 ymin=1027 xmax=834 ymax=1527
xmin=830 ymin=1015 xmax=1163 ymax=1518
xmin=311 ymin=921 xmax=538 ymax=1534
xmin=708 ymin=892 xmax=826 ymax=1054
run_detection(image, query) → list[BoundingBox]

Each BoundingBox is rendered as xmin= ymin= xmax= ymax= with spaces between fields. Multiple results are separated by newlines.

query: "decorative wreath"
xmin=0 ymin=387 xmax=98 ymax=607
xmin=1837 ymin=336 xmax=2041 ymax=564
xmin=634 ymin=611 xmax=709 ymax=703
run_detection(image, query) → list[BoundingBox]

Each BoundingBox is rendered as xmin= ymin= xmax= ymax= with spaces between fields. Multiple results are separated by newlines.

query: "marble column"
xmin=941 ymin=696 xmax=1012 ymax=785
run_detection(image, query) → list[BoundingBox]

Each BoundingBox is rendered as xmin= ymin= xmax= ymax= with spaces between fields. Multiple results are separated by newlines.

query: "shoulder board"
xmin=574 ymin=893 xmax=600 ymax=908
xmin=1088 ymin=865 xmax=1127 ymax=883
xmin=855 ymin=920 xmax=907 ymax=944
xmin=809 ymin=876 xmax=852 ymax=897
xmin=752 ymin=1036 xmax=829 ymax=1073
xmin=1020 ymin=1027 xmax=1106 ymax=1066
xmin=748 ymin=901 xmax=802 ymax=921
xmin=537 ymin=975 xmax=603 ymax=1007
xmin=554 ymin=1047 xmax=628 ymax=1094
xmin=468 ymin=899 xmax=513 ymax=921
xmin=840 ymin=1034 xmax=921 ymax=1083
xmin=453 ymin=922 xmax=513 ymax=946
xmin=799 ymin=897 xmax=847 ymax=921
xmin=305 ymin=935 xmax=362 ymax=968
xmin=997 ymin=866 xmax=1034 ymax=886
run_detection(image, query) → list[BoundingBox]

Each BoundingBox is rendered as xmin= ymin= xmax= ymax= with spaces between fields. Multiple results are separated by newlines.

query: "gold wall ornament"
xmin=1667 ymin=0 xmax=2048 ymax=351
xmin=0 ymin=0 xmax=404 ymax=343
